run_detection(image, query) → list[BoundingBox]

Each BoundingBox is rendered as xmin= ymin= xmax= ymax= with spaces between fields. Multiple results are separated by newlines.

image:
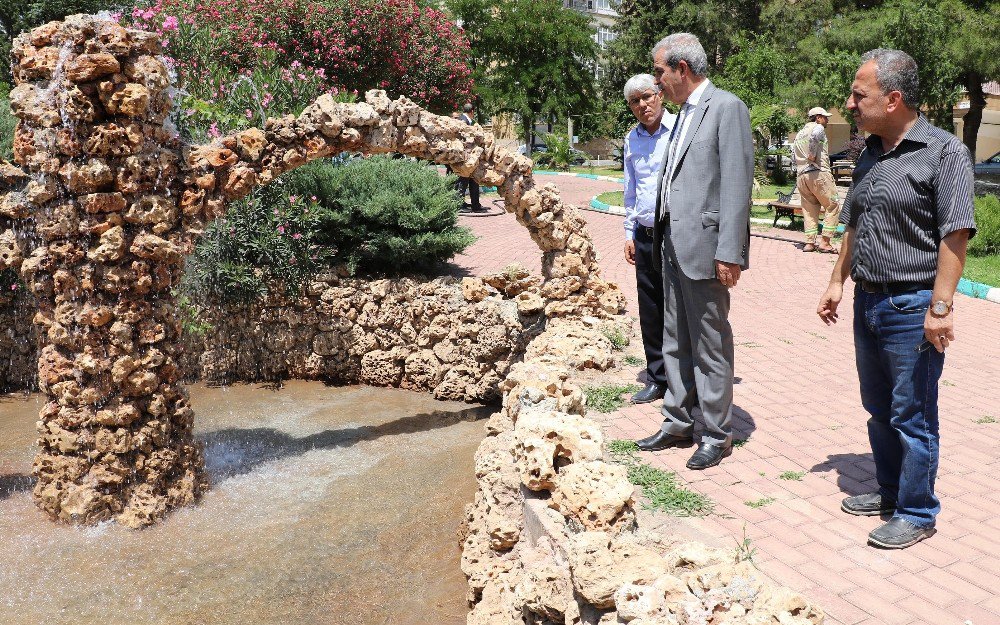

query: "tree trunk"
xmin=962 ymin=71 xmax=986 ymax=160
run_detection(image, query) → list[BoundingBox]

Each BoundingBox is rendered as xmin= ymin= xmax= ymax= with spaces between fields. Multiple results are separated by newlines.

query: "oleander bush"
xmin=969 ymin=194 xmax=1000 ymax=257
xmin=182 ymin=156 xmax=475 ymax=302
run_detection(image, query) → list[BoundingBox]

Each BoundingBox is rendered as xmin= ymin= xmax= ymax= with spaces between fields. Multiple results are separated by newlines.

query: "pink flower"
xmin=292 ymin=233 xmax=302 ymax=240
xmin=208 ymin=122 xmax=221 ymax=138
xmin=245 ymin=108 xmax=253 ymax=119
xmin=10 ymin=284 xmax=17 ymax=291
xmin=289 ymin=195 xmax=298 ymax=203
xmin=162 ymin=15 xmax=179 ymax=31
xmin=277 ymin=225 xmax=285 ymax=234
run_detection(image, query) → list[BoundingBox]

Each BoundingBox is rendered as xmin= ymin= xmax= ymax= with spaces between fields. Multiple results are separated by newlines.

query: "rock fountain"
xmin=0 ymin=13 xmax=624 ymax=528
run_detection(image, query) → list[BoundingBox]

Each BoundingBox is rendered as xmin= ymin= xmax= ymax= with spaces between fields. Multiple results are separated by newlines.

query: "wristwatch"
xmin=930 ymin=300 xmax=953 ymax=316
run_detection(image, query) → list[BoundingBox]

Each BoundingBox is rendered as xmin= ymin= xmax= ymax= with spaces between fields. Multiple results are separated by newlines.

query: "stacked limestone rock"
xmin=184 ymin=275 xmax=539 ymax=403
xmin=179 ymin=88 xmax=626 ymax=319
xmin=461 ymin=319 xmax=827 ymax=625
xmin=4 ymin=15 xmax=204 ymax=527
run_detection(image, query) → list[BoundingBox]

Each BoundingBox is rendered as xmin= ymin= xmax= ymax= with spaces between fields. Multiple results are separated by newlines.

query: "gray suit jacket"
xmin=653 ymin=82 xmax=754 ymax=280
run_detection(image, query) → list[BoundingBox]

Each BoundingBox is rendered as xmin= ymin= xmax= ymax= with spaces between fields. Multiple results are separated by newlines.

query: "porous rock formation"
xmin=0 ymin=13 xmax=623 ymax=528
xmin=462 ymin=318 xmax=827 ymax=625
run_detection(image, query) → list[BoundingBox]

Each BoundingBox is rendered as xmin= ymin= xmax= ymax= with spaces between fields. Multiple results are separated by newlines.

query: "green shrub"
xmin=969 ymin=194 xmax=1000 ymax=257
xmin=285 ymin=156 xmax=475 ymax=275
xmin=0 ymin=93 xmax=15 ymax=161
xmin=181 ymin=173 xmax=333 ymax=303
xmin=182 ymin=156 xmax=475 ymax=302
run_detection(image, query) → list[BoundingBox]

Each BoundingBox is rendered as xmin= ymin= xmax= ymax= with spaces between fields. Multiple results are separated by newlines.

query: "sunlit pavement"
xmin=449 ymin=175 xmax=1000 ymax=625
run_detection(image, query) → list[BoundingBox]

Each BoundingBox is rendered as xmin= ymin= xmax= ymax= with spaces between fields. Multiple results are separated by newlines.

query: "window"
xmin=594 ymin=26 xmax=616 ymax=49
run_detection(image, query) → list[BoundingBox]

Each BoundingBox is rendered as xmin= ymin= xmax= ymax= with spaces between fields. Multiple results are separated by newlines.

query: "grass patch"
xmin=585 ymin=384 xmax=641 ymax=413
xmin=963 ymin=254 xmax=1000 ymax=287
xmin=973 ymin=415 xmax=996 ymax=424
xmin=568 ymin=165 xmax=624 ymax=178
xmin=732 ymin=437 xmax=750 ymax=448
xmin=778 ymin=470 xmax=805 ymax=481
xmin=753 ymin=184 xmax=793 ymax=199
xmin=744 ymin=496 xmax=776 ymax=508
xmin=596 ymin=190 xmax=624 ymax=206
xmin=623 ymin=354 xmax=644 ymax=367
xmin=601 ymin=325 xmax=629 ymax=350
xmin=607 ymin=439 xmax=714 ymax=516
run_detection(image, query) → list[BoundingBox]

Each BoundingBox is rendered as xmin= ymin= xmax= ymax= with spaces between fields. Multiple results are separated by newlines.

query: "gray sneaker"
xmin=841 ymin=492 xmax=896 ymax=516
xmin=868 ymin=518 xmax=935 ymax=549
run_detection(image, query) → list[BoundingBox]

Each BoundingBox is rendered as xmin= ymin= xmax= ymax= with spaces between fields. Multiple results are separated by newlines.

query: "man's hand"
xmin=925 ymin=309 xmax=954 ymax=353
xmin=817 ymin=282 xmax=843 ymax=325
xmin=716 ymin=261 xmax=741 ymax=287
xmin=625 ymin=240 xmax=636 ymax=265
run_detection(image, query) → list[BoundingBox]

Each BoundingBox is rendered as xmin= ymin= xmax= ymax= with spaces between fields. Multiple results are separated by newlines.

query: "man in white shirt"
xmin=622 ymin=74 xmax=676 ymax=404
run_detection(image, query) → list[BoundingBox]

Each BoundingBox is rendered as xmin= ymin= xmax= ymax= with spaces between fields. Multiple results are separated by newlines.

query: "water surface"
xmin=0 ymin=381 xmax=487 ymax=625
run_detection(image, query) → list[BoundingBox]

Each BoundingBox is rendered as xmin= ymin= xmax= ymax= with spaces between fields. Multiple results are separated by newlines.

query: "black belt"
xmin=857 ymin=280 xmax=933 ymax=294
xmin=635 ymin=225 xmax=655 ymax=237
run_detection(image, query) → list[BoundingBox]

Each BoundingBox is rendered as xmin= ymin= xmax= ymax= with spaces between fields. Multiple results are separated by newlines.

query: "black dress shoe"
xmin=635 ymin=430 xmax=692 ymax=451
xmin=841 ymin=492 xmax=897 ymax=517
xmin=868 ymin=518 xmax=935 ymax=549
xmin=686 ymin=443 xmax=732 ymax=470
xmin=631 ymin=383 xmax=666 ymax=404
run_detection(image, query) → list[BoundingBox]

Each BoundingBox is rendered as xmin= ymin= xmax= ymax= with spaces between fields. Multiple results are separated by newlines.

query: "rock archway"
xmin=0 ymin=14 xmax=624 ymax=527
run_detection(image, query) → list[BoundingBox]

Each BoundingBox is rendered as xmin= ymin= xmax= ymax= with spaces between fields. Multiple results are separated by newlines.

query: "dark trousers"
xmin=634 ymin=227 xmax=666 ymax=387
xmin=457 ymin=177 xmax=480 ymax=209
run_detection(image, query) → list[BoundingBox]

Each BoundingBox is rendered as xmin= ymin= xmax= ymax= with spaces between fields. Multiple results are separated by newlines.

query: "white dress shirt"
xmin=665 ymin=79 xmax=711 ymax=207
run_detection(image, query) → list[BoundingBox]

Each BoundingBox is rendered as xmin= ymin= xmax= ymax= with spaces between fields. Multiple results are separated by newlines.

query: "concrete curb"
xmin=586 ymin=196 xmax=999 ymax=304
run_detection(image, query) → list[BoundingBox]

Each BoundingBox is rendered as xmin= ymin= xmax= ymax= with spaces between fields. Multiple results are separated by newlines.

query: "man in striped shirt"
xmin=817 ymin=49 xmax=976 ymax=549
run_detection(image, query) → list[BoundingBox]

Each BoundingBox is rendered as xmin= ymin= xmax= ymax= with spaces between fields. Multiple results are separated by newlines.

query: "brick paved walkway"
xmin=450 ymin=175 xmax=1000 ymax=625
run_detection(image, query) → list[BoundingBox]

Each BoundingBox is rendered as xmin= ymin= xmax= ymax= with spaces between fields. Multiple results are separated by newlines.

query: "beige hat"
xmin=808 ymin=106 xmax=832 ymax=118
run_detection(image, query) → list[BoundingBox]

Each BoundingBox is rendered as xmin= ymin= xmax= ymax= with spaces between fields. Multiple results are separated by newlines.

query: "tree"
xmin=447 ymin=0 xmax=599 ymax=147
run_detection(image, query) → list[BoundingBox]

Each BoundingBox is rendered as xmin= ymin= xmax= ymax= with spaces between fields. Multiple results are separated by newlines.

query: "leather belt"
xmin=857 ymin=280 xmax=933 ymax=294
xmin=634 ymin=226 xmax=655 ymax=238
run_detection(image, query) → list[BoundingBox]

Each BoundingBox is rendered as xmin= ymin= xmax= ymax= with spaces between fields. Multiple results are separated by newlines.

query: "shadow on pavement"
xmin=810 ymin=452 xmax=878 ymax=496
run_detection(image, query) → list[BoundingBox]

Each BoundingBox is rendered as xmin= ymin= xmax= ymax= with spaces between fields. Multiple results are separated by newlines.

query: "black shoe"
xmin=868 ymin=518 xmax=935 ymax=549
xmin=685 ymin=443 xmax=732 ymax=470
xmin=631 ymin=383 xmax=666 ymax=404
xmin=841 ymin=492 xmax=897 ymax=517
xmin=635 ymin=431 xmax=693 ymax=452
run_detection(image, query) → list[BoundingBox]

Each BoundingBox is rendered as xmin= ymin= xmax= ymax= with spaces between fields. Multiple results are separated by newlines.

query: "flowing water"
xmin=0 ymin=381 xmax=488 ymax=625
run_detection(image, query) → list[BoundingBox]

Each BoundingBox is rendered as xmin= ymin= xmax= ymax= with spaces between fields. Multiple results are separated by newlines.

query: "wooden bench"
xmin=767 ymin=182 xmax=851 ymax=227
xmin=768 ymin=186 xmax=804 ymax=226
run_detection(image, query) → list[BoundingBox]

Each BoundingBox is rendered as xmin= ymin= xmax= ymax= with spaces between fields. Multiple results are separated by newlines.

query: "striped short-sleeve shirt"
xmin=840 ymin=115 xmax=977 ymax=285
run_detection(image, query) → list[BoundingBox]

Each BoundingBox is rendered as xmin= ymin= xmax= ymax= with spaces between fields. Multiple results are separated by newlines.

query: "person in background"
xmin=817 ymin=49 xmax=976 ymax=549
xmin=456 ymin=103 xmax=482 ymax=212
xmin=791 ymin=107 xmax=841 ymax=253
xmin=622 ymin=73 xmax=676 ymax=404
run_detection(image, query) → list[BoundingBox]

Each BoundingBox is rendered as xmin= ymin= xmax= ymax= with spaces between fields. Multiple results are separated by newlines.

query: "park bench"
xmin=767 ymin=181 xmax=851 ymax=227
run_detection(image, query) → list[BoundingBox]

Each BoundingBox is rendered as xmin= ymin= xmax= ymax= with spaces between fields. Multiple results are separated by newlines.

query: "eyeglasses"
xmin=627 ymin=91 xmax=660 ymax=107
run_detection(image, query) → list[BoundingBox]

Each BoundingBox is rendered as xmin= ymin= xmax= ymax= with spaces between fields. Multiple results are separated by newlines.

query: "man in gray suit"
xmin=635 ymin=33 xmax=754 ymax=470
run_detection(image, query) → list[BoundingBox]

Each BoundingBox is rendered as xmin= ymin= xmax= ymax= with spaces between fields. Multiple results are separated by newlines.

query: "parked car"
xmin=517 ymin=143 xmax=587 ymax=165
xmin=766 ymin=141 xmax=793 ymax=173
xmin=974 ymin=150 xmax=1000 ymax=196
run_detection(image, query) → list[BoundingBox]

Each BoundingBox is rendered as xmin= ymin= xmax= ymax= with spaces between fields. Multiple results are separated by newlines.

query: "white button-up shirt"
xmin=624 ymin=112 xmax=675 ymax=239
xmin=664 ymin=79 xmax=710 ymax=207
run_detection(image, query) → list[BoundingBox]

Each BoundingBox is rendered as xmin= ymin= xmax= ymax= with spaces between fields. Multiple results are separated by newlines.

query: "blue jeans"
xmin=853 ymin=286 xmax=943 ymax=528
